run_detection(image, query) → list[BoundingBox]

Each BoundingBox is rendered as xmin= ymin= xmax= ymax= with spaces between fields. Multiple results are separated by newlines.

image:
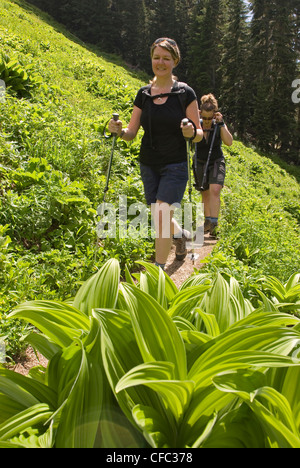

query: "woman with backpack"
xmin=193 ymin=94 xmax=233 ymax=237
xmin=108 ymin=37 xmax=203 ymax=270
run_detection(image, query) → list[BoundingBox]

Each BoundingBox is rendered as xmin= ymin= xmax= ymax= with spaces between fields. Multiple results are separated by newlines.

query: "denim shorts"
xmin=140 ymin=161 xmax=188 ymax=205
xmin=193 ymin=158 xmax=226 ymax=192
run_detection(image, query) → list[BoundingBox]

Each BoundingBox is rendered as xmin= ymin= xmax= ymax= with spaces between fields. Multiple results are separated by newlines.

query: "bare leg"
xmin=201 ymin=184 xmax=222 ymax=218
xmin=152 ymin=201 xmax=174 ymax=265
xmin=208 ymin=184 xmax=222 ymax=218
xmin=201 ymin=189 xmax=211 ymax=217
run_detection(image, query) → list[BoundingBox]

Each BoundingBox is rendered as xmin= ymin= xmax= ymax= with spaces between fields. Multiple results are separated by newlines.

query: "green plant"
xmin=205 ymin=141 xmax=300 ymax=281
xmin=255 ymin=273 xmax=300 ymax=316
xmin=0 ymin=259 xmax=299 ymax=448
xmin=1 ymin=0 xmax=300 ymax=380
xmin=0 ymin=53 xmax=42 ymax=98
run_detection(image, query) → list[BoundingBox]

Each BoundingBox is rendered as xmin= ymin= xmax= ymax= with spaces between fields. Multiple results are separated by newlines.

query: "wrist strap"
xmin=185 ymin=118 xmax=197 ymax=141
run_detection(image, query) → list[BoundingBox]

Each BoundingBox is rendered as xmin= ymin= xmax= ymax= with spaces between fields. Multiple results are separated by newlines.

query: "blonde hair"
xmin=200 ymin=94 xmax=218 ymax=113
xmin=150 ymin=38 xmax=181 ymax=66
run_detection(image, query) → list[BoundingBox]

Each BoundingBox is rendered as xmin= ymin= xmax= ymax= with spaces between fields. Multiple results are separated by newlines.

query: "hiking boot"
xmin=209 ymin=221 xmax=219 ymax=238
xmin=204 ymin=219 xmax=211 ymax=233
xmin=173 ymin=230 xmax=191 ymax=261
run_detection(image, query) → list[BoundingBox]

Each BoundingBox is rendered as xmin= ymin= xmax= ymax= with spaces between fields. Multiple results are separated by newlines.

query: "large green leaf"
xmin=0 ymin=403 xmax=53 ymax=442
xmin=189 ymin=350 xmax=300 ymax=390
xmin=53 ymin=338 xmax=104 ymax=448
xmin=267 ymin=365 xmax=300 ymax=425
xmin=24 ymin=332 xmax=61 ymax=361
xmin=178 ymin=385 xmax=235 ymax=447
xmin=93 ymin=309 xmax=142 ymax=389
xmin=116 ymin=362 xmax=195 ymax=422
xmin=0 ymin=394 xmax=27 ymax=424
xmin=202 ymin=273 xmax=231 ymax=332
xmin=8 ymin=300 xmax=90 ymax=348
xmin=168 ymin=284 xmax=211 ymax=320
xmin=201 ymin=404 xmax=266 ymax=448
xmin=258 ymin=273 xmax=300 ymax=303
xmin=197 ymin=273 xmax=252 ymax=332
xmin=93 ymin=309 xmax=168 ymax=430
xmin=73 ymin=258 xmax=120 ymax=315
xmin=229 ymin=309 xmax=300 ymax=329
xmin=136 ymin=261 xmax=178 ymax=306
xmin=189 ymin=325 xmax=300 ymax=387
xmin=132 ymin=404 xmax=174 ymax=448
xmin=0 ymin=367 xmax=57 ymax=410
xmin=193 ymin=308 xmax=220 ymax=337
xmin=120 ymin=283 xmax=187 ymax=380
xmin=179 ymin=272 xmax=212 ymax=290
xmin=213 ymin=371 xmax=300 ymax=448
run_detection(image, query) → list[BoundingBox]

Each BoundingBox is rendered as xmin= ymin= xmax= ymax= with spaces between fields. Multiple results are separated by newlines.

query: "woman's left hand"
xmin=214 ymin=112 xmax=224 ymax=124
xmin=181 ymin=119 xmax=195 ymax=139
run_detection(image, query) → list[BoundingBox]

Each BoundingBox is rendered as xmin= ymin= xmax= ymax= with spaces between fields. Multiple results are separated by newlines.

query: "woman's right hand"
xmin=108 ymin=118 xmax=122 ymax=136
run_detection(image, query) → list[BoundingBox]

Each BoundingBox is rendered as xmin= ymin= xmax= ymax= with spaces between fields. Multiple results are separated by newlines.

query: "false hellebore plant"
xmin=0 ymin=259 xmax=300 ymax=448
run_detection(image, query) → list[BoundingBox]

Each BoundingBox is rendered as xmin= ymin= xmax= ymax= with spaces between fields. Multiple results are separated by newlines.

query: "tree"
xmin=186 ymin=0 xmax=224 ymax=97
xmin=25 ymin=0 xmax=299 ymax=161
xmin=219 ymin=0 xmax=251 ymax=137
xmin=249 ymin=0 xmax=298 ymax=157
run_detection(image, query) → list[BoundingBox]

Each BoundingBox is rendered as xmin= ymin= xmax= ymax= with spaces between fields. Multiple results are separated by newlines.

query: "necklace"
xmin=152 ymin=80 xmax=174 ymax=99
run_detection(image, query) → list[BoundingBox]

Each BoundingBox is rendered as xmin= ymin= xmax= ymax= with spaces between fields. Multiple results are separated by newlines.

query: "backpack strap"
xmin=140 ymin=81 xmax=188 ymax=149
xmin=141 ymin=81 xmax=188 ymax=113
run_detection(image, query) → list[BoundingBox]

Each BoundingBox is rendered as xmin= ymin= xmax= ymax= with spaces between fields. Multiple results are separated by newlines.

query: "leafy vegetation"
xmin=0 ymin=0 xmax=299 ymax=448
xmin=26 ymin=0 xmax=300 ymax=162
xmin=0 ymin=259 xmax=299 ymax=448
xmin=0 ymin=0 xmax=152 ymax=356
xmin=209 ymin=142 xmax=300 ymax=285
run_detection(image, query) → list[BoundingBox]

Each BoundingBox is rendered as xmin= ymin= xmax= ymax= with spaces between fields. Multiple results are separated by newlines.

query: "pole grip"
xmin=182 ymin=118 xmax=190 ymax=142
xmin=103 ymin=113 xmax=119 ymax=138
xmin=110 ymin=113 xmax=119 ymax=137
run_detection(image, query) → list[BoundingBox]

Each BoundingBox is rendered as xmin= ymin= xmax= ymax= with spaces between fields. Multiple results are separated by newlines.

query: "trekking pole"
xmin=95 ymin=113 xmax=119 ymax=257
xmin=182 ymin=118 xmax=199 ymax=263
xmin=103 ymin=112 xmax=119 ymax=204
xmin=183 ymin=119 xmax=192 ymax=203
xmin=200 ymin=121 xmax=218 ymax=191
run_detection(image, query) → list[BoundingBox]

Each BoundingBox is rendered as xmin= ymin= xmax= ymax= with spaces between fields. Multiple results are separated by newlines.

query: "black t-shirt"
xmin=196 ymin=122 xmax=224 ymax=163
xmin=134 ymin=83 xmax=197 ymax=166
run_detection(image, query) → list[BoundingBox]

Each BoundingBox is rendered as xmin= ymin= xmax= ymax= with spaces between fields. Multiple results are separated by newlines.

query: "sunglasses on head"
xmin=154 ymin=38 xmax=177 ymax=46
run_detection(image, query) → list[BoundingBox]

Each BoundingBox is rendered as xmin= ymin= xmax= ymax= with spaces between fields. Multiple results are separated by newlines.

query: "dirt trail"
xmin=12 ymin=234 xmax=216 ymax=375
xmin=166 ymin=232 xmax=217 ymax=288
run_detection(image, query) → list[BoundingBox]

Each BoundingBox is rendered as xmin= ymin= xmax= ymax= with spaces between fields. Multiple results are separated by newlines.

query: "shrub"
xmin=0 ymin=260 xmax=299 ymax=448
xmin=0 ymin=53 xmax=42 ymax=98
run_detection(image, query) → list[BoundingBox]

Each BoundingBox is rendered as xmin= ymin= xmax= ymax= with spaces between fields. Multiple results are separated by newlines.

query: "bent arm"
xmin=108 ymin=106 xmax=142 ymax=141
xmin=220 ymin=124 xmax=233 ymax=146
xmin=121 ymin=106 xmax=142 ymax=141
xmin=184 ymin=100 xmax=203 ymax=143
xmin=214 ymin=112 xmax=233 ymax=146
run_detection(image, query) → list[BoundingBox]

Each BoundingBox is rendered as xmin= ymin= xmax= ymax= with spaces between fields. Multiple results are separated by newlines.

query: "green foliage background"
xmin=0 ymin=0 xmax=299 ymax=358
xmin=24 ymin=0 xmax=300 ymax=162
xmin=0 ymin=1 xmax=299 ymax=448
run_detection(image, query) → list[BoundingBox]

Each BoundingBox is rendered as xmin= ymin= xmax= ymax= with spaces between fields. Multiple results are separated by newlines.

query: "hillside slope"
xmin=0 ymin=1 xmax=300 ymax=355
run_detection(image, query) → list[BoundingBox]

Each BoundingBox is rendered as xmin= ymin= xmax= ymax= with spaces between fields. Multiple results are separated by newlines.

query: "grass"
xmin=213 ymin=141 xmax=300 ymax=282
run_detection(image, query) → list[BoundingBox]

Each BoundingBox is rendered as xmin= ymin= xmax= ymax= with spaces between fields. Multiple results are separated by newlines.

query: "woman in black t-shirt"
xmin=108 ymin=38 xmax=202 ymax=269
xmin=193 ymin=94 xmax=233 ymax=237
